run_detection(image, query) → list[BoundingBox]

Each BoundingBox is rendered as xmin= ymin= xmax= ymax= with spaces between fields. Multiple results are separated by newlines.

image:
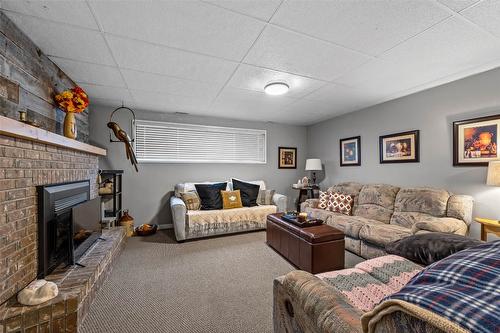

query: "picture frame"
xmin=278 ymin=147 xmax=297 ymax=169
xmin=453 ymin=114 xmax=500 ymax=166
xmin=379 ymin=130 xmax=419 ymax=163
xmin=340 ymin=136 xmax=361 ymax=166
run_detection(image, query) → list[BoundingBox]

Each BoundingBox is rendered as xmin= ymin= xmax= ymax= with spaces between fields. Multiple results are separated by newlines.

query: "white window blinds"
xmin=134 ymin=120 xmax=267 ymax=164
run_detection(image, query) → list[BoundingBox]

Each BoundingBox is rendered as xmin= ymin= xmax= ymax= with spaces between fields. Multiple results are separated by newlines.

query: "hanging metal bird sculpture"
xmin=107 ymin=122 xmax=139 ymax=172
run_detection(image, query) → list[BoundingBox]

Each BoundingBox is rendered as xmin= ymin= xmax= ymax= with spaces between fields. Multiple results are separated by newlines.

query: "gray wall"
xmin=307 ymin=67 xmax=500 ymax=240
xmin=89 ymin=106 xmax=307 ymax=227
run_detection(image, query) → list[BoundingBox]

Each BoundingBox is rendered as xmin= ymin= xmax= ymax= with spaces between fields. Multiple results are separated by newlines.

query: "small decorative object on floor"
xmin=119 ymin=210 xmax=135 ymax=237
xmin=54 ymin=86 xmax=89 ymax=139
xmin=135 ymin=224 xmax=158 ymax=236
xmin=17 ymin=279 xmax=58 ymax=306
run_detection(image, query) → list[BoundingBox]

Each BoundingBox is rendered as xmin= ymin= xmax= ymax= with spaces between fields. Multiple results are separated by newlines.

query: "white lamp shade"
xmin=486 ymin=160 xmax=500 ymax=186
xmin=305 ymin=159 xmax=322 ymax=171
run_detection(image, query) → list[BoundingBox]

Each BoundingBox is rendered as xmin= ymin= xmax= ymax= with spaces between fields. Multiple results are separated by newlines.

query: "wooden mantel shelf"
xmin=0 ymin=115 xmax=106 ymax=156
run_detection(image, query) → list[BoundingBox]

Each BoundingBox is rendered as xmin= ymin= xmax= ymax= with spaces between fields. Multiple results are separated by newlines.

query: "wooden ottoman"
xmin=266 ymin=213 xmax=345 ymax=274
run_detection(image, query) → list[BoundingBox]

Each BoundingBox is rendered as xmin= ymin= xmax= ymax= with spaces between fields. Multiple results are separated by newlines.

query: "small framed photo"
xmin=278 ymin=147 xmax=297 ymax=169
xmin=340 ymin=136 xmax=361 ymax=166
xmin=453 ymin=115 xmax=500 ymax=166
xmin=379 ymin=130 xmax=419 ymax=163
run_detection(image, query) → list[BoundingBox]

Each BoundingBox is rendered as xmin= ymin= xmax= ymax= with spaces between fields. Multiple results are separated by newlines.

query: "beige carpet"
xmin=81 ymin=230 xmax=363 ymax=333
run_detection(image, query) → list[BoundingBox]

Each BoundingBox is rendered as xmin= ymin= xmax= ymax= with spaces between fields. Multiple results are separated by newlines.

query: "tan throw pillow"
xmin=222 ymin=190 xmax=243 ymax=209
xmin=180 ymin=191 xmax=201 ymax=210
xmin=318 ymin=191 xmax=332 ymax=210
xmin=328 ymin=192 xmax=354 ymax=215
xmin=257 ymin=189 xmax=275 ymax=205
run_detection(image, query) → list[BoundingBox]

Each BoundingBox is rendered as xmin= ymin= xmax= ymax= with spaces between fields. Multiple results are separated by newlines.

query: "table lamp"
xmin=305 ymin=158 xmax=322 ymax=186
xmin=486 ymin=160 xmax=500 ymax=186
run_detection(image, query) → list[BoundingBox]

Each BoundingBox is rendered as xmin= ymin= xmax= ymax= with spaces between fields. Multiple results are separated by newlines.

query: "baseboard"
xmin=158 ymin=224 xmax=173 ymax=230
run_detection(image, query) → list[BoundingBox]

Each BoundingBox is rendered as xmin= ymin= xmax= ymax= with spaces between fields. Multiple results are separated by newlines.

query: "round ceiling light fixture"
xmin=264 ymin=82 xmax=289 ymax=96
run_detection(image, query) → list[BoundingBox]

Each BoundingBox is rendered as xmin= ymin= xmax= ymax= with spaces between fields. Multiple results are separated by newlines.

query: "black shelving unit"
xmin=99 ymin=170 xmax=123 ymax=220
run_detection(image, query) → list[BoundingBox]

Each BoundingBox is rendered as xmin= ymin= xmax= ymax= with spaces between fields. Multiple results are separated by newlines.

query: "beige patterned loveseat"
xmin=301 ymin=182 xmax=473 ymax=259
xmin=171 ymin=180 xmax=287 ymax=241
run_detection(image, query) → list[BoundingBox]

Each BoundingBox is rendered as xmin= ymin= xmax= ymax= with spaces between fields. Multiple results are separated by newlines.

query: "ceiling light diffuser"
xmin=264 ymin=82 xmax=289 ymax=96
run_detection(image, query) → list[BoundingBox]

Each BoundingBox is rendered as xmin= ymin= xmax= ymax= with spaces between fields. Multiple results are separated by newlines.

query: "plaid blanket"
xmin=383 ymin=240 xmax=500 ymax=333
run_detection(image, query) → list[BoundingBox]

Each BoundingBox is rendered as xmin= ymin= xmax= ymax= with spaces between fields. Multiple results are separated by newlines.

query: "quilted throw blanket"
xmin=364 ymin=240 xmax=500 ymax=333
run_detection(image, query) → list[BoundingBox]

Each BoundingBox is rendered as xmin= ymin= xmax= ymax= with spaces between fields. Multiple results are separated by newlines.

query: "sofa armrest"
xmin=272 ymin=193 xmax=287 ymax=212
xmin=301 ymin=198 xmax=319 ymax=211
xmin=170 ymin=197 xmax=187 ymax=241
xmin=411 ymin=217 xmax=468 ymax=236
xmin=273 ymin=270 xmax=363 ymax=333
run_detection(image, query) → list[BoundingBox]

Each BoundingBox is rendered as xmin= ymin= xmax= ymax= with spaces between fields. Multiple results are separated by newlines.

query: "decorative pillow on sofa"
xmin=318 ymin=191 xmax=332 ymax=210
xmin=180 ymin=191 xmax=201 ymax=210
xmin=328 ymin=192 xmax=353 ymax=215
xmin=385 ymin=232 xmax=483 ymax=266
xmin=194 ymin=182 xmax=227 ymax=210
xmin=232 ymin=179 xmax=260 ymax=207
xmin=257 ymin=189 xmax=275 ymax=205
xmin=221 ymin=190 xmax=243 ymax=209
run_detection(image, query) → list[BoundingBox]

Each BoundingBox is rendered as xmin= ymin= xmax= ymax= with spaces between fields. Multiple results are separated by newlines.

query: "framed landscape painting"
xmin=453 ymin=115 xmax=500 ymax=166
xmin=379 ymin=130 xmax=419 ymax=163
xmin=340 ymin=136 xmax=361 ymax=166
xmin=278 ymin=147 xmax=297 ymax=169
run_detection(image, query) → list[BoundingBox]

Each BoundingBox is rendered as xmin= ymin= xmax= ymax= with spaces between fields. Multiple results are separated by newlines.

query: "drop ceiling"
xmin=2 ymin=0 xmax=500 ymax=125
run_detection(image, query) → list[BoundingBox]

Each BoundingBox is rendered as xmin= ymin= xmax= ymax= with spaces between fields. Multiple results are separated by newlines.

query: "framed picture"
xmin=453 ymin=115 xmax=500 ymax=166
xmin=379 ymin=130 xmax=419 ymax=163
xmin=278 ymin=147 xmax=297 ymax=169
xmin=340 ymin=136 xmax=361 ymax=166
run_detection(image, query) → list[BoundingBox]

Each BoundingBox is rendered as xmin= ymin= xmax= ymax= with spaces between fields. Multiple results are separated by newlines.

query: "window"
xmin=134 ymin=120 xmax=267 ymax=164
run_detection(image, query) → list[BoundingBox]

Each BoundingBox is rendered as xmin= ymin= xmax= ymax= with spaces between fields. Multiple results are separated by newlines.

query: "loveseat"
xmin=171 ymin=180 xmax=287 ymax=241
xmin=301 ymin=182 xmax=473 ymax=259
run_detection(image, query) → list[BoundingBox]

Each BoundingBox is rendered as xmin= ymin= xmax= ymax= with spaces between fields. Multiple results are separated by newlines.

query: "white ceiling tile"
xmin=271 ymin=1 xmax=450 ymax=56
xmin=227 ymin=64 xmax=326 ymax=98
xmin=4 ymin=12 xmax=115 ymax=65
xmin=121 ymin=70 xmax=221 ymax=99
xmin=462 ymin=0 xmax=500 ymax=38
xmin=130 ymin=90 xmax=213 ymax=114
xmin=244 ymin=26 xmax=371 ymax=81
xmin=303 ymin=83 xmax=381 ymax=111
xmin=49 ymin=57 xmax=125 ymax=88
xmin=88 ymin=0 xmax=265 ymax=61
xmin=1 ymin=0 xmax=98 ymax=29
xmin=79 ymin=83 xmax=133 ymax=103
xmin=438 ymin=0 xmax=480 ymax=12
xmin=202 ymin=0 xmax=282 ymax=21
xmin=105 ymin=35 xmax=238 ymax=84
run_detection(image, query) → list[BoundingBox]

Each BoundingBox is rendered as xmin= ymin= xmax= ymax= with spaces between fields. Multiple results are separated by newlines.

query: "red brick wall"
xmin=0 ymin=134 xmax=99 ymax=304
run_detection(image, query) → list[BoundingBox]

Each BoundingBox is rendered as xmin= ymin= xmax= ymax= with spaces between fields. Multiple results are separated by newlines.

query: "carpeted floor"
xmin=80 ymin=230 xmax=363 ymax=333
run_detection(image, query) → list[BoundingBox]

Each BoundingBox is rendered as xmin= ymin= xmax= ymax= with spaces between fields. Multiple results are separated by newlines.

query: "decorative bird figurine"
xmin=107 ymin=122 xmax=138 ymax=172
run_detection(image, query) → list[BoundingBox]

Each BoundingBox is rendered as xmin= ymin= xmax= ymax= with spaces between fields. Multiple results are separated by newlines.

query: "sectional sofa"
xmin=301 ymin=182 xmax=473 ymax=259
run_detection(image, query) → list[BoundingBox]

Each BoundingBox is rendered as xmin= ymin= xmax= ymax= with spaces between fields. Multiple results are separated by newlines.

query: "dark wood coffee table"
xmin=266 ymin=213 xmax=345 ymax=274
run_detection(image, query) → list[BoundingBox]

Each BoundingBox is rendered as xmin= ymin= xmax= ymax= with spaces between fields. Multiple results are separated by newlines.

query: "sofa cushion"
xmin=180 ymin=191 xmax=201 ymax=210
xmin=175 ymin=181 xmax=229 ymax=197
xmin=257 ymin=189 xmax=275 ymax=205
xmin=390 ymin=187 xmax=450 ymax=228
xmin=385 ymin=232 xmax=483 ymax=266
xmin=446 ymin=194 xmax=473 ymax=225
xmin=318 ymin=190 xmax=331 ymax=210
xmin=330 ymin=214 xmax=385 ymax=239
xmin=359 ymin=223 xmax=412 ymax=247
xmin=354 ymin=184 xmax=400 ymax=223
xmin=221 ymin=190 xmax=243 ymax=209
xmin=329 ymin=192 xmax=354 ymax=215
xmin=232 ymin=179 xmax=260 ymax=207
xmin=194 ymin=182 xmax=227 ymax=210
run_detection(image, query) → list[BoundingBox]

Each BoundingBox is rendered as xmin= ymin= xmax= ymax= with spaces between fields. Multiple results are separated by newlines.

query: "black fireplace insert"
xmin=37 ymin=180 xmax=102 ymax=278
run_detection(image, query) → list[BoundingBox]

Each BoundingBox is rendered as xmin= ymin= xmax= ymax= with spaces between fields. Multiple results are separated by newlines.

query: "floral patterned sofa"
xmin=301 ymin=182 xmax=473 ymax=259
xmin=170 ymin=180 xmax=287 ymax=241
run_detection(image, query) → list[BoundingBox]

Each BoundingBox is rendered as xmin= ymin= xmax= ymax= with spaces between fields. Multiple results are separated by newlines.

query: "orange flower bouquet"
xmin=54 ymin=86 xmax=89 ymax=139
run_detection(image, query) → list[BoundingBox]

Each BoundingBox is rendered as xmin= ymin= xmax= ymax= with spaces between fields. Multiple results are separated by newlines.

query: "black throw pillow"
xmin=232 ymin=179 xmax=260 ymax=207
xmin=386 ymin=233 xmax=483 ymax=266
xmin=194 ymin=183 xmax=227 ymax=210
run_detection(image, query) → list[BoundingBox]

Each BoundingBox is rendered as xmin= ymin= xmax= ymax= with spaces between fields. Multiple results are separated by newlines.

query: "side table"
xmin=292 ymin=186 xmax=318 ymax=212
xmin=474 ymin=217 xmax=500 ymax=241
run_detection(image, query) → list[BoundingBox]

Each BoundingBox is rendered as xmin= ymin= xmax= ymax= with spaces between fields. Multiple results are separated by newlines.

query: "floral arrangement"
xmin=54 ymin=86 xmax=89 ymax=113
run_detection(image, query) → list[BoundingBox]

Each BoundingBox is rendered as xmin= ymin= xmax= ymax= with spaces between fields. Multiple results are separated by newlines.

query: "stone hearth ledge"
xmin=0 ymin=227 xmax=127 ymax=333
xmin=0 ymin=116 xmax=106 ymax=156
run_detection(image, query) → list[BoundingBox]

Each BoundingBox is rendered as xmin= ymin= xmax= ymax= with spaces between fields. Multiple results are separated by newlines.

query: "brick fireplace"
xmin=0 ymin=133 xmax=99 ymax=305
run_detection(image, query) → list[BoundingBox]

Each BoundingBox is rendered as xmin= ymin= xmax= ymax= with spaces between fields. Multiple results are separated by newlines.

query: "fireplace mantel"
xmin=0 ymin=115 xmax=106 ymax=156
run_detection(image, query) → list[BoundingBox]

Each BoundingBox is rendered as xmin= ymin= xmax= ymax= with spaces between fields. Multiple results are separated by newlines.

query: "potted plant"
xmin=54 ymin=86 xmax=89 ymax=139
